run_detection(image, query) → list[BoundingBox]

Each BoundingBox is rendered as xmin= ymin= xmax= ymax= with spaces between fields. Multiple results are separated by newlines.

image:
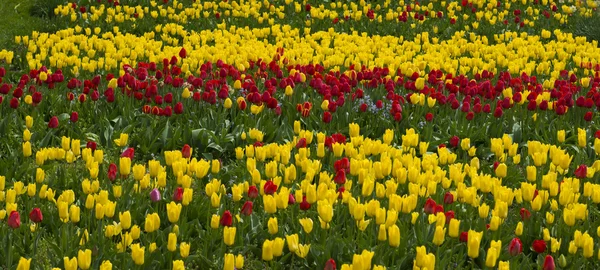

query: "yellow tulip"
xmin=131 ymin=243 xmax=145 ymax=265
xmin=167 ymin=202 xmax=182 ymax=223
xmin=78 ymin=249 xmax=92 ymax=270
xmin=224 ymin=227 xmax=236 ymax=246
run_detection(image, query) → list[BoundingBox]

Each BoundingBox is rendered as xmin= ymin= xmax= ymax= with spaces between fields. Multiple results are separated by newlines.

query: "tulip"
xmin=173 ymin=260 xmax=185 ymax=270
xmin=131 ymin=243 xmax=145 ymax=265
xmin=48 ymin=116 xmax=59 ymax=128
xmin=268 ymin=217 xmax=278 ymax=235
xmin=388 ymin=224 xmax=400 ymax=247
xmin=324 ymin=258 xmax=337 ymax=270
xmin=495 ymin=163 xmax=507 ymax=178
xmin=23 ymin=142 xmax=32 ymax=157
xmin=543 ymin=255 xmax=555 ymax=270
xmin=264 ymin=195 xmax=277 ymax=214
xmin=29 ymin=208 xmax=43 ymax=223
xmin=167 ymin=202 xmax=182 ymax=223
xmin=532 ymin=239 xmax=547 ymax=253
xmin=508 ymin=237 xmax=523 ymax=256
xmin=114 ymin=133 xmax=128 ymax=147
xmin=286 ymin=234 xmax=299 ymax=253
xmin=515 ymin=221 xmax=523 ymax=236
xmin=224 ymin=227 xmax=236 ymax=246
xmin=150 ymin=188 xmax=161 ymax=202
xmin=262 ymin=240 xmax=274 ymax=261
xmin=64 ymin=257 xmax=78 ymax=270
xmin=272 ymin=237 xmax=285 ymax=257
xmin=317 ymin=200 xmax=333 ymax=223
xmin=119 ymin=157 xmax=131 ymax=176
xmin=235 ymin=254 xmax=244 ymax=268
xmin=296 ymin=244 xmax=311 ymax=258
xmin=8 ymin=211 xmax=21 ymax=228
xmin=449 ymin=219 xmax=460 ymax=237
xmin=220 ymin=210 xmax=233 ymax=227
xmin=78 ymin=249 xmax=92 ymax=270
xmin=119 ymin=211 xmax=131 ymax=230
xmin=16 ymin=257 xmax=31 ymax=270
xmin=468 ymin=230 xmax=482 ymax=258
xmin=224 ymin=253 xmax=235 ymax=270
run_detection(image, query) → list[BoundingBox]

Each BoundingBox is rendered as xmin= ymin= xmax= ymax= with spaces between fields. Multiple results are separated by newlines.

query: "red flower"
xmin=173 ymin=187 xmax=183 ymax=202
xmin=449 ymin=136 xmax=460 ymax=148
xmin=263 ymin=180 xmax=278 ymax=195
xmin=334 ymin=170 xmax=346 ymax=184
xmin=543 ymin=255 xmax=555 ymax=270
xmin=584 ymin=111 xmax=593 ymax=121
xmin=324 ymin=259 xmax=336 ymax=270
xmin=288 ymin=193 xmax=296 ymax=205
xmin=121 ymin=148 xmax=135 ymax=159
xmin=70 ymin=111 xmax=79 ymax=123
xmin=182 ymin=144 xmax=191 ymax=158
xmin=241 ymin=201 xmax=253 ymax=216
xmin=425 ymin=112 xmax=434 ymax=122
xmin=360 ymin=103 xmax=368 ymax=112
xmin=10 ymin=97 xmax=19 ymax=109
xmin=29 ymin=208 xmax=43 ymax=223
xmin=179 ymin=47 xmax=187 ymax=59
xmin=108 ymin=163 xmax=118 ymax=181
xmin=508 ymin=237 xmax=523 ymax=256
xmin=248 ymin=186 xmax=259 ymax=199
xmin=520 ymin=208 xmax=531 ymax=220
xmin=48 ymin=116 xmax=59 ymax=128
xmin=466 ymin=111 xmax=474 ymax=120
xmin=8 ymin=211 xmax=21 ymax=229
xmin=459 ymin=231 xmax=468 ymax=242
xmin=215 ymin=12 xmax=220 ymax=19
xmin=494 ymin=106 xmax=503 ymax=118
xmin=424 ymin=198 xmax=437 ymax=214
xmin=575 ymin=165 xmax=587 ymax=179
xmin=322 ymin=111 xmax=332 ymax=123
xmin=450 ymin=18 xmax=456 ymax=24
xmin=445 ymin=210 xmax=455 ymax=223
xmin=443 ymin=192 xmax=454 ymax=204
xmin=220 ymin=210 xmax=233 ymax=226
xmin=295 ymin=138 xmax=307 ymax=148
xmin=532 ymin=239 xmax=547 ymax=253
xmin=86 ymin=141 xmax=97 ymax=152
xmin=300 ymin=196 xmax=311 ymax=210
xmin=305 ymin=4 xmax=311 ymax=11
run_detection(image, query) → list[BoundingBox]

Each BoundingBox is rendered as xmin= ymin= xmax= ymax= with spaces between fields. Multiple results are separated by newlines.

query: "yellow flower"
xmin=557 ymin=130 xmax=566 ymax=143
xmin=498 ymin=261 xmax=510 ymax=270
xmin=235 ymin=254 xmax=244 ymax=269
xmin=132 ymin=164 xmax=145 ymax=181
xmin=264 ymin=195 xmax=277 ymax=214
xmin=78 ymin=249 xmax=92 ymax=270
xmin=224 ymin=226 xmax=236 ymax=246
xmin=119 ymin=211 xmax=131 ymax=230
xmin=168 ymin=233 xmax=177 ymax=252
xmin=119 ymin=157 xmax=131 ymax=176
xmin=211 ymin=214 xmax=220 ymax=229
xmin=131 ymin=243 xmax=145 ymax=265
xmin=224 ymin=253 xmax=235 ymax=270
xmin=268 ymin=217 xmax=278 ymax=235
xmin=167 ymin=202 xmax=182 ymax=223
xmin=224 ymin=98 xmax=233 ymax=109
xmin=272 ymin=237 xmax=285 ymax=257
xmin=468 ymin=230 xmax=483 ymax=258
xmin=262 ymin=240 xmax=274 ymax=261
xmin=180 ymin=242 xmax=190 ymax=258
xmin=317 ymin=200 xmax=333 ymax=223
xmin=486 ymin=247 xmax=498 ymax=268
xmin=16 ymin=257 xmax=31 ymax=270
xmin=299 ymin=218 xmax=313 ymax=234
xmin=495 ymin=163 xmax=507 ymax=178
xmin=172 ymin=260 xmax=185 ymax=270
xmin=388 ymin=224 xmax=400 ymax=247
xmin=99 ymin=260 xmax=112 ymax=270
xmin=114 ymin=133 xmax=128 ymax=147
xmin=515 ymin=222 xmax=523 ymax=236
xmin=25 ymin=116 xmax=33 ymax=129
xmin=64 ymin=257 xmax=78 ymax=270
xmin=286 ymin=234 xmax=299 ymax=253
xmin=23 ymin=142 xmax=32 ymax=157
xmin=95 ymin=203 xmax=105 ymax=219
xmin=449 ymin=219 xmax=460 ymax=238
xmin=296 ymin=244 xmax=310 ymax=258
xmin=432 ymin=225 xmax=446 ymax=246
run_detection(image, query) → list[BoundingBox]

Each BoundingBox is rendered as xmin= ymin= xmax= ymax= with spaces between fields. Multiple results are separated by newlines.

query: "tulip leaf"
xmin=161 ymin=120 xmax=170 ymax=146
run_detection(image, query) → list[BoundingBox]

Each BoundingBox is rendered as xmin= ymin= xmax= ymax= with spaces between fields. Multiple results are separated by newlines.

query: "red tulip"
xmin=179 ymin=47 xmax=187 ymax=59
xmin=173 ymin=187 xmax=183 ymax=202
xmin=508 ymin=237 xmax=523 ymax=256
xmin=220 ymin=210 xmax=233 ymax=226
xmin=324 ymin=259 xmax=336 ymax=270
xmin=584 ymin=111 xmax=593 ymax=121
xmin=334 ymin=170 xmax=346 ymax=184
xmin=300 ymin=196 xmax=311 ymax=210
xmin=70 ymin=111 xmax=79 ymax=123
xmin=543 ymin=255 xmax=555 ymax=270
xmin=121 ymin=148 xmax=135 ymax=159
xmin=48 ymin=116 xmax=59 ymax=128
xmin=322 ymin=111 xmax=332 ymax=123
xmin=449 ymin=136 xmax=460 ymax=148
xmin=8 ymin=211 xmax=21 ymax=229
xmin=459 ymin=231 xmax=468 ymax=242
xmin=425 ymin=112 xmax=434 ymax=122
xmin=108 ymin=163 xmax=118 ymax=181
xmin=424 ymin=198 xmax=437 ymax=214
xmin=10 ymin=97 xmax=19 ymax=109
xmin=241 ymin=201 xmax=253 ymax=216
xmin=248 ymin=186 xmax=259 ymax=199
xmin=532 ymin=239 xmax=547 ymax=253
xmin=263 ymin=180 xmax=278 ymax=195
xmin=288 ymin=193 xmax=296 ymax=205
xmin=443 ymin=192 xmax=454 ymax=204
xmin=575 ymin=165 xmax=587 ymax=179
xmin=86 ymin=141 xmax=97 ymax=151
xmin=181 ymin=144 xmax=191 ymax=158
xmin=295 ymin=138 xmax=307 ymax=148
xmin=520 ymin=208 xmax=531 ymax=220
xmin=29 ymin=208 xmax=43 ymax=223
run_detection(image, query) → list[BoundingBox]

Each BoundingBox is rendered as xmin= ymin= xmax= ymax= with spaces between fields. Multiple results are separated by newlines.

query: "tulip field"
xmin=3 ymin=0 xmax=600 ymax=269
